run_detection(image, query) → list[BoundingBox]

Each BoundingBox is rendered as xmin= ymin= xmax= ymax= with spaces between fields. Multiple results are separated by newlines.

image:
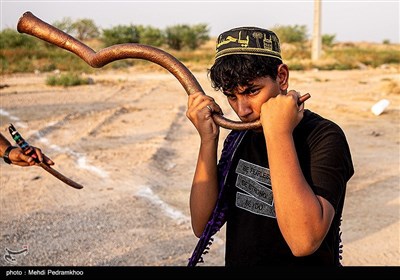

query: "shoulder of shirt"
xmin=301 ymin=109 xmax=346 ymax=135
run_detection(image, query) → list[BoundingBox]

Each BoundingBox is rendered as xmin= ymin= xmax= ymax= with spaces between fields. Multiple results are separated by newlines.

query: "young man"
xmin=0 ymin=132 xmax=54 ymax=166
xmin=186 ymin=27 xmax=354 ymax=266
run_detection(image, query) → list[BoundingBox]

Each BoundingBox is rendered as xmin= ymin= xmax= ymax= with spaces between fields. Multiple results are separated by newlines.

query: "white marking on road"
xmin=136 ymin=186 xmax=190 ymax=225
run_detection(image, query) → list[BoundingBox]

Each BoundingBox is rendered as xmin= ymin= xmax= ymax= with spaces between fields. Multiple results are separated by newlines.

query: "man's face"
xmin=223 ymin=76 xmax=280 ymax=123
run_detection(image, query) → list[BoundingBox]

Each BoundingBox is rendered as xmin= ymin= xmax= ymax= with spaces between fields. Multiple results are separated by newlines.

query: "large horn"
xmin=17 ymin=11 xmax=262 ymax=130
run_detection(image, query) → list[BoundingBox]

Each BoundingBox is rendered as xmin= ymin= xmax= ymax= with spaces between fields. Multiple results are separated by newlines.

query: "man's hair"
xmin=208 ymin=54 xmax=281 ymax=93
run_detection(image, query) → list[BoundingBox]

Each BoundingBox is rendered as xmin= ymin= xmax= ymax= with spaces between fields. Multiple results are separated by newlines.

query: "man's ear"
xmin=277 ymin=64 xmax=289 ymax=92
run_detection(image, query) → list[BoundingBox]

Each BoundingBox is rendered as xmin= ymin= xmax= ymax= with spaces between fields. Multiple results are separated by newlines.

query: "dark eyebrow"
xmin=240 ymin=87 xmax=252 ymax=95
xmin=223 ymin=83 xmax=258 ymax=97
xmin=222 ymin=91 xmax=235 ymax=97
xmin=239 ymin=84 xmax=257 ymax=95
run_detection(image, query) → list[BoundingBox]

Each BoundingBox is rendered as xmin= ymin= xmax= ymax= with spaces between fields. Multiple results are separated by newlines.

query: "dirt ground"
xmin=0 ymin=66 xmax=399 ymax=267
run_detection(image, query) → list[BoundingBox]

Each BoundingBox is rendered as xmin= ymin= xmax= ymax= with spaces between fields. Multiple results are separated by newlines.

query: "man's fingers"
xmin=43 ymin=155 xmax=55 ymax=165
xmin=31 ymin=147 xmax=44 ymax=163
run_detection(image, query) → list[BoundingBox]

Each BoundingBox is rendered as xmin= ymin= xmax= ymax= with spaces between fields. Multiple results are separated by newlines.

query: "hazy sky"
xmin=1 ymin=0 xmax=399 ymax=43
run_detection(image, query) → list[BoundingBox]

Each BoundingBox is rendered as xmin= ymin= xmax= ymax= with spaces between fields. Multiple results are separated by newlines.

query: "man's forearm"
xmin=190 ymin=139 xmax=219 ymax=236
xmin=0 ymin=133 xmax=12 ymax=157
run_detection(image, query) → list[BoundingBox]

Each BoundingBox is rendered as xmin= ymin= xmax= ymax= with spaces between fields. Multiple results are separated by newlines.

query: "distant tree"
xmin=0 ymin=28 xmax=38 ymax=49
xmin=72 ymin=19 xmax=100 ymax=40
xmin=53 ymin=17 xmax=99 ymax=41
xmin=101 ymin=25 xmax=139 ymax=47
xmin=136 ymin=25 xmax=165 ymax=47
xmin=53 ymin=17 xmax=74 ymax=34
xmin=183 ymin=24 xmax=210 ymax=50
xmin=165 ymin=25 xmax=187 ymax=50
xmin=165 ymin=24 xmax=210 ymax=50
xmin=322 ymin=34 xmax=336 ymax=47
xmin=272 ymin=25 xmax=308 ymax=43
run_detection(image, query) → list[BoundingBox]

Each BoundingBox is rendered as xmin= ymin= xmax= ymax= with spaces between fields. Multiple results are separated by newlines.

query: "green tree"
xmin=53 ymin=17 xmax=75 ymax=34
xmin=165 ymin=25 xmax=187 ymax=50
xmin=183 ymin=24 xmax=210 ymax=50
xmin=53 ymin=17 xmax=99 ymax=41
xmin=165 ymin=24 xmax=210 ymax=50
xmin=136 ymin=25 xmax=165 ymax=46
xmin=101 ymin=25 xmax=139 ymax=47
xmin=322 ymin=34 xmax=336 ymax=47
xmin=72 ymin=19 xmax=100 ymax=40
xmin=271 ymin=25 xmax=308 ymax=44
xmin=0 ymin=29 xmax=38 ymax=49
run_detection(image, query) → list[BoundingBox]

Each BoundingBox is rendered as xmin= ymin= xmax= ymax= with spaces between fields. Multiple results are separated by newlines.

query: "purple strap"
xmin=187 ymin=130 xmax=247 ymax=266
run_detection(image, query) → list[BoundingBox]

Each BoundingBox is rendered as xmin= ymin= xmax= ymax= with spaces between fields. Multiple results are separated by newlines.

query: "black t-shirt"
xmin=224 ymin=110 xmax=354 ymax=266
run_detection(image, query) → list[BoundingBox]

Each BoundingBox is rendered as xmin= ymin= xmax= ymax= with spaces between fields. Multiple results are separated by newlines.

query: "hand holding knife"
xmin=8 ymin=124 xmax=84 ymax=189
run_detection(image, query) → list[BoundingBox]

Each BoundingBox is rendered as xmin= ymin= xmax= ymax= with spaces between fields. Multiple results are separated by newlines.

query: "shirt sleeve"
xmin=306 ymin=121 xmax=354 ymax=211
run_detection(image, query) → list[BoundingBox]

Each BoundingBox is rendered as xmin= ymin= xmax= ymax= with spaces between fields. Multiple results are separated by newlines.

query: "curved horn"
xmin=17 ymin=11 xmax=262 ymax=130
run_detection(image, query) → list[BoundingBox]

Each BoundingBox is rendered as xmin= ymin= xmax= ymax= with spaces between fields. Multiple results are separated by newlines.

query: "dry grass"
xmin=1 ymin=38 xmax=399 ymax=75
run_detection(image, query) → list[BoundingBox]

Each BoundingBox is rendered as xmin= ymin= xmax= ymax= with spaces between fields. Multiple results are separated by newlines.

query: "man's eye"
xmin=227 ymin=95 xmax=237 ymax=100
xmin=249 ymin=88 xmax=260 ymax=95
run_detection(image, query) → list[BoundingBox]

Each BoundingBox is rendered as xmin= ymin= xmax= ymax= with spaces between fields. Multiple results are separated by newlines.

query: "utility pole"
xmin=312 ymin=0 xmax=322 ymax=61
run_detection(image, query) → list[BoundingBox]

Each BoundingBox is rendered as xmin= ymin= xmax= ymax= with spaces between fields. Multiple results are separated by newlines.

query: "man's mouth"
xmin=239 ymin=116 xmax=259 ymax=123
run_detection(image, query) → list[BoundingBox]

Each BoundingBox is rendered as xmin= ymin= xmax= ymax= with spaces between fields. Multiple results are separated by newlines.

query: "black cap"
xmin=215 ymin=26 xmax=282 ymax=62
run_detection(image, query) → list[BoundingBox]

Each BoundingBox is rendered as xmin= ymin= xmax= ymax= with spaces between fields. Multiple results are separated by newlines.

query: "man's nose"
xmin=237 ymin=97 xmax=252 ymax=118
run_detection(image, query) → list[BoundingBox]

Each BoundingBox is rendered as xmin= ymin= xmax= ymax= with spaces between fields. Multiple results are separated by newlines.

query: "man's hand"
xmin=9 ymin=146 xmax=55 ymax=167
